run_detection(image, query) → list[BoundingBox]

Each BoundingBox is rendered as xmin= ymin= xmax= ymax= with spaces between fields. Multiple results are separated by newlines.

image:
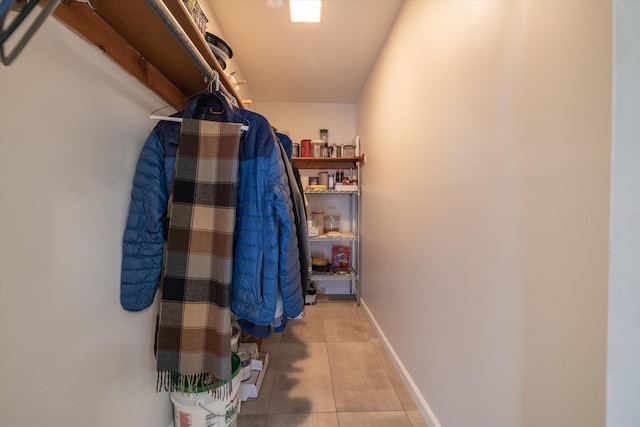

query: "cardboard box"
xmin=331 ymin=245 xmax=351 ymax=270
xmin=181 ymin=0 xmax=208 ymax=36
xmin=239 ymin=352 xmax=269 ymax=401
xmin=334 ymin=184 xmax=358 ymax=192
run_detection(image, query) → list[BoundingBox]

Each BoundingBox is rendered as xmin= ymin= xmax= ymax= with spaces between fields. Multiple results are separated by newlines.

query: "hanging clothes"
xmin=227 ymin=108 xmax=304 ymax=326
xmin=236 ymin=133 xmax=311 ymax=337
xmin=120 ymin=92 xmax=244 ymax=312
xmin=275 ymin=132 xmax=311 ymax=296
xmin=156 ymin=119 xmax=242 ymax=393
xmin=120 ymin=91 xmax=304 ymax=332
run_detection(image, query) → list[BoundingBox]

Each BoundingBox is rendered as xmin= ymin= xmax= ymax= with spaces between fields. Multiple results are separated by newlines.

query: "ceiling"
xmin=205 ymin=0 xmax=404 ymax=104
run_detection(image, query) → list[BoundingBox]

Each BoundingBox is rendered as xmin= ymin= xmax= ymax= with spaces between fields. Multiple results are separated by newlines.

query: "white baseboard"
xmin=360 ymin=298 xmax=442 ymax=427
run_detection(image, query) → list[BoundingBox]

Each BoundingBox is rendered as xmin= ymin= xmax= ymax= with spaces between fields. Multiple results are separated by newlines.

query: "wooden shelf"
xmin=52 ymin=0 xmax=244 ymax=110
xmin=291 ymin=155 xmax=365 ymax=170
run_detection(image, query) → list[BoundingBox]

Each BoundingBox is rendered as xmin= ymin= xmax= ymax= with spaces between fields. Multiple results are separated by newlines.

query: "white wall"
xmin=357 ymin=1 xmax=611 ymax=426
xmin=607 ymin=1 xmax=640 ymax=426
xmin=0 ymin=16 xmax=172 ymax=427
xmin=250 ymin=101 xmax=356 ymax=148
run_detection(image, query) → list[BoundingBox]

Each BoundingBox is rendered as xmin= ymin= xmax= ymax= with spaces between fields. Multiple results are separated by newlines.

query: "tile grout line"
xmin=359 ymin=303 xmax=418 ymax=427
xmin=262 ymin=340 xmax=279 ymax=421
xmin=358 ymin=304 xmax=407 ymax=414
xmin=319 ymin=302 xmax=342 ymax=426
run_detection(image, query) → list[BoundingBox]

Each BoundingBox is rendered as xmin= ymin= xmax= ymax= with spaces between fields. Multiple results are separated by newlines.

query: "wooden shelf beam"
xmin=51 ymin=0 xmax=244 ymax=110
xmin=291 ymin=155 xmax=366 ymax=170
xmin=52 ymin=1 xmax=188 ymax=109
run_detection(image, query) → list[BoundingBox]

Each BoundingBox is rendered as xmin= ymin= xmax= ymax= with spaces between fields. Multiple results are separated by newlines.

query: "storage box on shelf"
xmin=292 ymin=155 xmax=364 ymax=304
xmin=239 ymin=352 xmax=269 ymax=401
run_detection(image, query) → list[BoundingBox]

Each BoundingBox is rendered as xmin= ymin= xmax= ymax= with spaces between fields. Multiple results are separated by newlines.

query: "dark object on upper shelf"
xmin=213 ymin=52 xmax=226 ymax=70
xmin=206 ymin=32 xmax=232 ymax=55
xmin=205 ymin=33 xmax=232 ymax=71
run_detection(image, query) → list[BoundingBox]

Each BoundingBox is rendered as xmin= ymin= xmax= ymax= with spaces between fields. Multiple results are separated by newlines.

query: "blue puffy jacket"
xmin=120 ymin=92 xmax=303 ymax=325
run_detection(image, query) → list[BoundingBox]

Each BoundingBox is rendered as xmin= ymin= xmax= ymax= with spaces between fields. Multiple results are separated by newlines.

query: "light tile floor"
xmin=237 ymin=298 xmax=428 ymax=427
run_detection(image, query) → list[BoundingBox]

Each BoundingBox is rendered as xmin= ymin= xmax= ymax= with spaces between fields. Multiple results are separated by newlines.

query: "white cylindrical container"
xmin=311 ymin=140 xmax=323 ymax=157
xmin=238 ymin=351 xmax=252 ymax=381
xmin=318 ymin=172 xmax=328 ymax=188
xmin=171 ymin=354 xmax=241 ymax=427
xmin=231 ymin=327 xmax=240 ymax=353
xmin=311 ymin=211 xmax=324 ymax=235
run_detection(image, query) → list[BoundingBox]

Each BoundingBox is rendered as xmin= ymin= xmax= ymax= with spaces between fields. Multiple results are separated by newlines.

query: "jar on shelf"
xmin=311 ymin=211 xmax=325 ymax=235
xmin=301 ymin=139 xmax=311 ymax=157
xmin=318 ymin=171 xmax=328 ymax=187
xmin=311 ymin=140 xmax=324 ymax=157
xmin=324 ymin=215 xmax=340 ymax=232
xmin=320 ymin=129 xmax=328 ymax=144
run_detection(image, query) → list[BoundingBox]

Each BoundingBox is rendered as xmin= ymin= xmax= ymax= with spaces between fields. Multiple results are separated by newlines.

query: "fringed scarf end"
xmin=157 ymin=371 xmax=232 ymax=397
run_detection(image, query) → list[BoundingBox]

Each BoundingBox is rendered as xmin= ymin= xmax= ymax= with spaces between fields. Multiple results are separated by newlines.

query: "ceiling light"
xmin=289 ymin=0 xmax=324 ymax=23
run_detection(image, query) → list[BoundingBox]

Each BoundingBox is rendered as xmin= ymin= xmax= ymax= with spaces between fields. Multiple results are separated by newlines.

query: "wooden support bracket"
xmin=51 ymin=1 xmax=188 ymax=110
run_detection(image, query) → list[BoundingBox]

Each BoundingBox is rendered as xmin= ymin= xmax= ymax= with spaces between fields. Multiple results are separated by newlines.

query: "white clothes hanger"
xmin=207 ymin=69 xmax=220 ymax=93
xmin=149 ymin=115 xmax=248 ymax=132
xmin=150 ymin=70 xmax=248 ymax=131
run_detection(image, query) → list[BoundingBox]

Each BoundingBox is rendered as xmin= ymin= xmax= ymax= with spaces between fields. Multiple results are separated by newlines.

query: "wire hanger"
xmin=1 ymin=0 xmax=61 ymax=66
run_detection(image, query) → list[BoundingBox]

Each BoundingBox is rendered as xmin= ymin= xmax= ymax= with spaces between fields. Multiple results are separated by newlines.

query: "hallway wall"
xmin=356 ymin=1 xmax=611 ymax=426
xmin=0 ymin=15 xmax=173 ymax=427
xmin=607 ymin=1 xmax=640 ymax=425
xmin=250 ymin=101 xmax=356 ymax=148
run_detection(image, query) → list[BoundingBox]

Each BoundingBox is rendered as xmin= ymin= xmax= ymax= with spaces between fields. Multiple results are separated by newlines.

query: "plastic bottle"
xmin=320 ymin=130 xmax=329 ymax=157
xmin=328 ymin=174 xmax=335 ymax=190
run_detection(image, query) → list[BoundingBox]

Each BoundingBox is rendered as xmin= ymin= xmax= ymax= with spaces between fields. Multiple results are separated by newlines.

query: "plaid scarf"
xmin=156 ymin=119 xmax=242 ymax=395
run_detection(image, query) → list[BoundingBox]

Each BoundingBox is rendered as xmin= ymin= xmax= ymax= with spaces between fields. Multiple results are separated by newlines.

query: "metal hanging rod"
xmin=145 ymin=0 xmax=216 ymax=83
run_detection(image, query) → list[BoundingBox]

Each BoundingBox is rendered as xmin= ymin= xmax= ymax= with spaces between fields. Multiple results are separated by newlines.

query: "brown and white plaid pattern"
xmin=156 ymin=119 xmax=242 ymax=394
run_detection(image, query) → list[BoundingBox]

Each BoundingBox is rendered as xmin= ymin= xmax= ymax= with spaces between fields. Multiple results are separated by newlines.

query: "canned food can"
xmin=301 ymin=140 xmax=312 ymax=157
